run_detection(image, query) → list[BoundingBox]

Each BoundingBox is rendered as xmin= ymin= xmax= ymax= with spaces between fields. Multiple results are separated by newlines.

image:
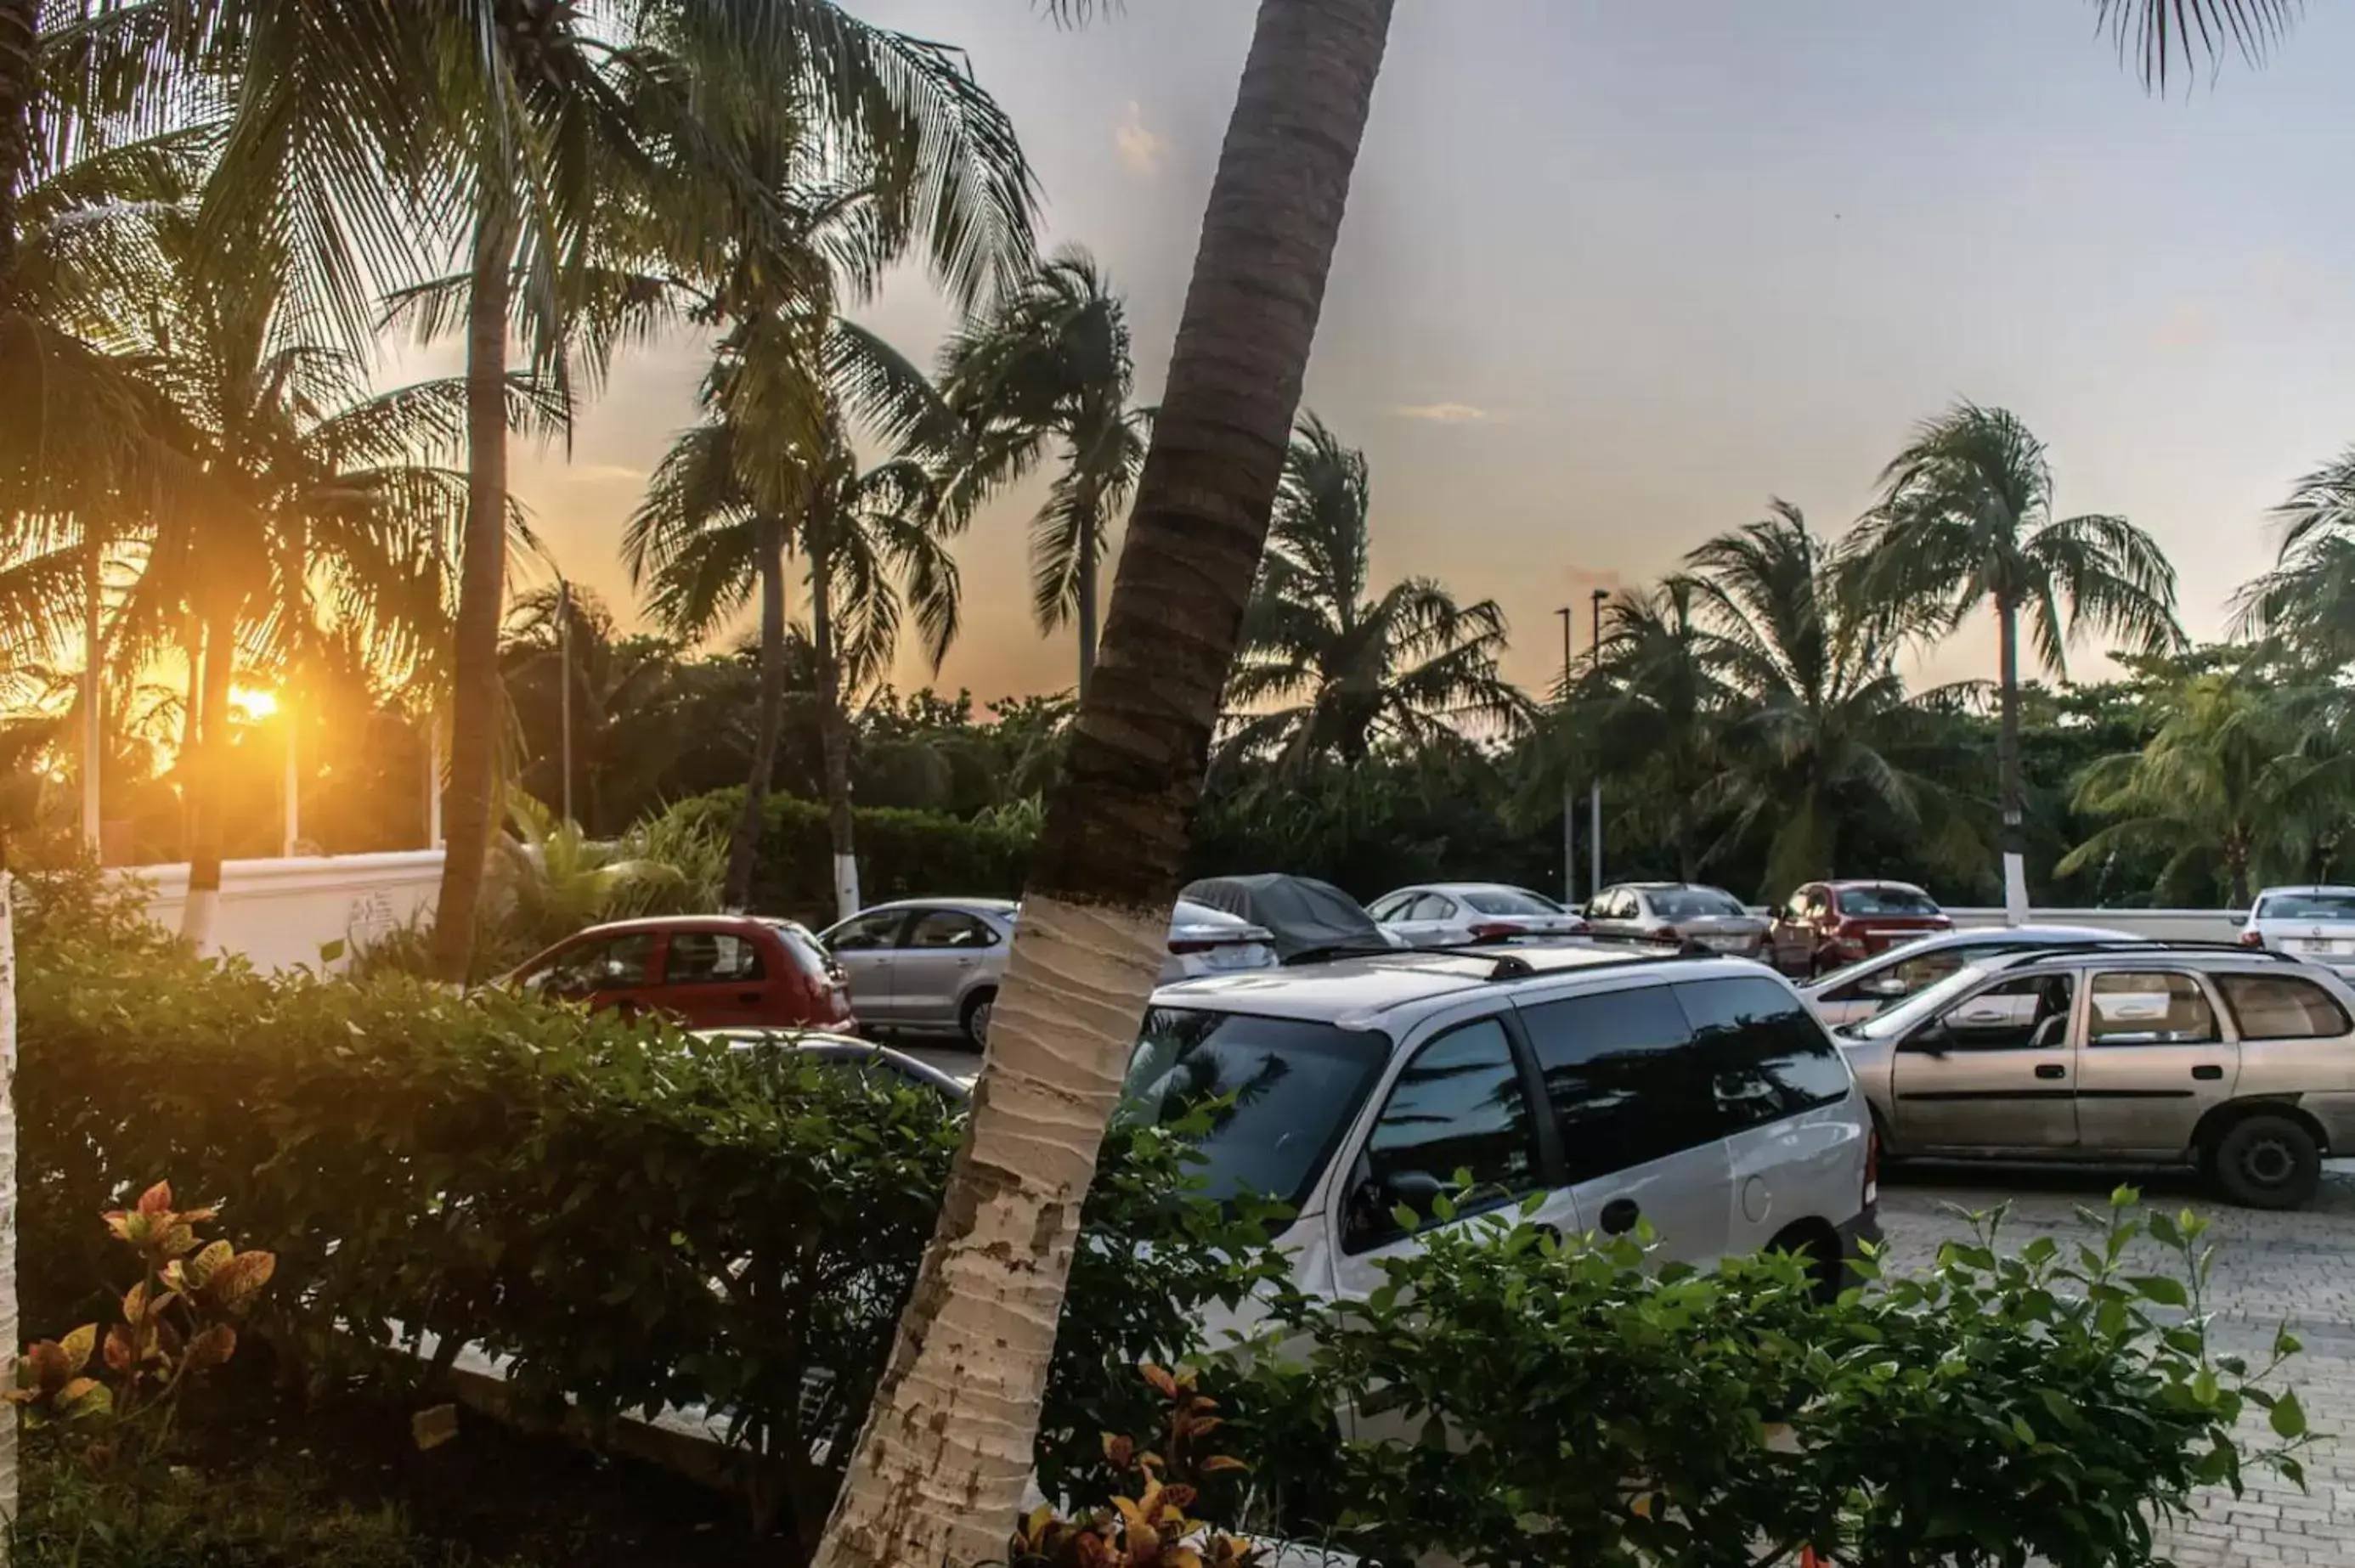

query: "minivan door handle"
xmin=2034 ymin=1063 xmax=2066 ymax=1080
xmin=1599 ymin=1198 xmax=1641 ymax=1236
xmin=2192 ymin=1064 xmax=2224 ymax=1081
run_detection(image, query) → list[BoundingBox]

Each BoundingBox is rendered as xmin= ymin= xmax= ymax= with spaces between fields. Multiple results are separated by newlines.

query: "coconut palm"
xmin=2235 ymin=445 xmax=2355 ymax=668
xmin=938 ymin=245 xmax=1149 ymax=698
xmin=1851 ymin=403 xmax=2181 ymax=924
xmin=499 ymin=585 xmax=689 ymax=838
xmin=1222 ymin=413 xmax=1530 ymax=769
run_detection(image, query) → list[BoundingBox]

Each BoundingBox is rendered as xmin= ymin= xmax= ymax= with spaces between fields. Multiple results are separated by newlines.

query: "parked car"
xmin=1181 ymin=873 xmax=1403 ymax=962
xmin=1767 ymin=881 xmax=1951 ymax=977
xmin=1368 ymin=883 xmax=1588 ymax=946
xmin=1834 ymin=943 xmax=2355 ymax=1208
xmin=817 ymin=896 xmax=1278 ymax=1046
xmin=506 ymin=915 xmax=856 ymax=1031
xmin=699 ymin=1029 xmax=969 ymax=1100
xmin=2240 ymin=886 xmax=2355 ymax=963
xmin=1802 ymin=924 xmax=2138 ymax=1027
xmin=1119 ymin=944 xmax=1878 ymax=1314
xmin=1584 ymin=883 xmax=1767 ymax=957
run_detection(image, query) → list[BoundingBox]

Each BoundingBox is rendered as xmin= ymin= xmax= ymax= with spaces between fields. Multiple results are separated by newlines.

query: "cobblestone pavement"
xmin=1879 ymin=1161 xmax=2355 ymax=1567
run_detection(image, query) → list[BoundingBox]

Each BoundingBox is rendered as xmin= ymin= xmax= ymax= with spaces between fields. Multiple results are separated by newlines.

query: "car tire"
xmin=2210 ymin=1113 xmax=2323 ymax=1210
xmin=960 ymin=988 xmax=996 ymax=1051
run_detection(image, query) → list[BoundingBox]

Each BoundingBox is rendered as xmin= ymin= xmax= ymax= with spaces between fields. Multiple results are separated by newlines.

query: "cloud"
xmin=1115 ymin=101 xmax=1165 ymax=177
xmin=1392 ymin=402 xmax=1492 ymax=424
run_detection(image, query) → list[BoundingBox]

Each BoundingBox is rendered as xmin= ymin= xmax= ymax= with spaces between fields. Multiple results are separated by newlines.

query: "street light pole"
xmin=1589 ymin=588 xmax=1606 ymax=896
xmin=557 ymin=577 xmax=575 ymax=826
xmin=1556 ymin=606 xmax=1576 ymax=907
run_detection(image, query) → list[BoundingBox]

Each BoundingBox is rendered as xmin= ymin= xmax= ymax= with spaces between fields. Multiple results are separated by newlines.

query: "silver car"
xmin=1834 ymin=943 xmax=2355 ymax=1209
xmin=1368 ymin=883 xmax=1587 ymax=946
xmin=818 ymin=896 xmax=1278 ymax=1046
xmin=2241 ymin=886 xmax=2355 ymax=964
xmin=1585 ymin=883 xmax=1768 ymax=957
xmin=1802 ymin=923 xmax=2136 ymax=1028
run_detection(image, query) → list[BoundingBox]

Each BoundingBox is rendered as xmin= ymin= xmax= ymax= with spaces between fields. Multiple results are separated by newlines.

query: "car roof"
xmin=1151 ymin=946 xmax=1773 ymax=1029
xmin=694 ymin=1029 xmax=970 ymax=1097
xmin=1824 ymin=879 xmax=1931 ymax=893
xmin=1865 ymin=924 xmax=2133 ymax=952
xmin=1390 ymin=882 xmax=1546 ymax=897
xmin=840 ymin=897 xmax=1019 ymax=920
xmin=556 ymin=913 xmax=775 ymax=937
xmin=1979 ymin=943 xmax=2347 ymax=979
xmin=2256 ymin=886 xmax=2355 ymax=899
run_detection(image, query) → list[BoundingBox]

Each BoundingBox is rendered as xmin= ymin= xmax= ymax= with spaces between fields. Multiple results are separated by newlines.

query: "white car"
xmin=1118 ymin=944 xmax=1878 ymax=1328
xmin=2242 ymin=887 xmax=2355 ymax=965
xmin=1368 ymin=883 xmax=1589 ymax=947
xmin=1801 ymin=923 xmax=2137 ymax=1028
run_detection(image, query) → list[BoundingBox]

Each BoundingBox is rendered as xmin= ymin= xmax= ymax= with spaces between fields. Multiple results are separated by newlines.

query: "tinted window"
xmin=827 ymin=911 xmax=906 ymax=951
xmin=1929 ymin=973 xmax=2075 ymax=1051
xmin=2087 ymin=972 xmax=2218 ymax=1046
xmin=2217 ymin=974 xmax=2354 ymax=1041
xmin=1347 ymin=1018 xmax=1539 ymax=1250
xmin=1838 ymin=886 xmax=1940 ymax=917
xmin=1519 ymin=986 xmax=1714 ymax=1182
xmin=907 ymin=911 xmax=999 ymax=950
xmin=2257 ymin=892 xmax=2355 ymax=922
xmin=665 ymin=931 xmax=765 ymax=984
xmin=1653 ymin=888 xmax=1747 ymax=921
xmin=1464 ymin=889 xmax=1558 ymax=916
xmin=1674 ymin=978 xmax=1852 ymax=1131
xmin=1118 ymin=1009 xmax=1388 ymax=1210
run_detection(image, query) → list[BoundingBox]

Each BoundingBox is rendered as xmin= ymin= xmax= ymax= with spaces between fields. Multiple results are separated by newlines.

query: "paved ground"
xmin=903 ymin=1043 xmax=2355 ymax=1561
xmin=1878 ymin=1161 xmax=2355 ymax=1567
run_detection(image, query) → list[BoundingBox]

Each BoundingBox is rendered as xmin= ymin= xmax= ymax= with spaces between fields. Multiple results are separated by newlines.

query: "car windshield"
xmin=2258 ymin=892 xmax=2355 ymax=922
xmin=1116 ymin=1007 xmax=1390 ymax=1209
xmin=1654 ymin=888 xmax=1746 ymax=920
xmin=1839 ymin=886 xmax=1940 ymax=917
xmin=1464 ymin=889 xmax=1560 ymax=916
xmin=1848 ymin=962 xmax=2006 ymax=1041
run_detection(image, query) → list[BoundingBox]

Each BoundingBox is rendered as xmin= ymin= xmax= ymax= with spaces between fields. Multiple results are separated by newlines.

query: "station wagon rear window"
xmin=1118 ymin=1008 xmax=1389 ymax=1210
xmin=2216 ymin=974 xmax=2354 ymax=1041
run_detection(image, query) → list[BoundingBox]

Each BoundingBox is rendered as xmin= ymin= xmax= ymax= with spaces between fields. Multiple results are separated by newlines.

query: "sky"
xmin=480 ymin=0 xmax=2355 ymax=705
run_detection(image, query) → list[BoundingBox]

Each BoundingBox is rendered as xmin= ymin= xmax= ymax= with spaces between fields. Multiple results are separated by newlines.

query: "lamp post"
xmin=1589 ymin=587 xmax=1606 ymax=896
xmin=556 ymin=577 xmax=575 ymax=826
xmin=1556 ymin=606 xmax=1576 ymax=907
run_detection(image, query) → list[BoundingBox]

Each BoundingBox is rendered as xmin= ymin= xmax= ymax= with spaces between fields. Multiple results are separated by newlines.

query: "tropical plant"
xmin=2235 ymin=444 xmax=2355 ymax=670
xmin=2059 ymin=669 xmax=2352 ymax=906
xmin=1852 ymin=402 xmax=2181 ymax=923
xmin=1686 ymin=502 xmax=1983 ymax=900
xmin=940 ymin=245 xmax=1149 ymax=699
xmin=1223 ymin=413 xmax=1530 ymax=770
xmin=499 ymin=584 xmax=686 ymax=838
xmin=488 ymin=789 xmax=723 ymax=966
xmin=815 ymin=3 xmax=1397 ymax=1565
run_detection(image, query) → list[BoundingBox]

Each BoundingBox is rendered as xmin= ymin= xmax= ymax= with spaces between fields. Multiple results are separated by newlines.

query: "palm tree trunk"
xmin=0 ymin=0 xmax=36 ymax=290
xmin=82 ymin=536 xmax=104 ymax=857
xmin=809 ymin=558 xmax=860 ymax=922
xmin=180 ymin=601 xmax=239 ymax=952
xmin=725 ymin=518 xmax=789 ymax=911
xmin=1996 ymin=595 xmax=2030 ymax=926
xmin=0 ymin=869 xmax=17 ymax=1531
xmin=430 ymin=200 xmax=513 ymax=983
xmin=812 ymin=4 xmax=1395 ymax=1565
xmin=1076 ymin=516 xmax=1098 ymax=702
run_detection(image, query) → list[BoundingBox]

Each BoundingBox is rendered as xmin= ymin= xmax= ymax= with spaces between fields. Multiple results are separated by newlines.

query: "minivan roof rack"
xmin=1289 ymin=931 xmax=1718 ymax=982
xmin=1991 ymin=939 xmax=2306 ymax=966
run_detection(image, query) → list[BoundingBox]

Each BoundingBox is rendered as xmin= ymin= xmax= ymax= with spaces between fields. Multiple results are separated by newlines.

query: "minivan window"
xmin=1518 ymin=985 xmax=1714 ymax=1182
xmin=1118 ymin=1008 xmax=1388 ymax=1210
xmin=1674 ymin=977 xmax=1852 ymax=1131
xmin=1346 ymin=1018 xmax=1539 ymax=1250
xmin=2217 ymin=973 xmax=2354 ymax=1041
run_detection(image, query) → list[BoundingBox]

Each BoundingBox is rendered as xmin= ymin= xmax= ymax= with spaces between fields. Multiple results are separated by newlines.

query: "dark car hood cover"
xmin=1178 ymin=874 xmax=1382 ymax=962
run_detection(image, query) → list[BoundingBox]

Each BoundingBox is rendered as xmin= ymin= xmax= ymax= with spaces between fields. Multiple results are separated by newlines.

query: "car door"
xmin=2071 ymin=967 xmax=2238 ymax=1158
xmin=891 ymin=909 xmax=1004 ymax=1030
xmin=822 ymin=910 xmax=911 ymax=1024
xmin=1889 ymin=969 xmax=2081 ymax=1152
xmin=1514 ymin=982 xmax=1733 ymax=1265
xmin=658 ymin=928 xmax=771 ymax=1030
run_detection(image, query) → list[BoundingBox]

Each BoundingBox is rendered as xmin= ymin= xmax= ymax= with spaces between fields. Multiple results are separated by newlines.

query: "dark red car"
xmin=507 ymin=916 xmax=857 ymax=1032
xmin=1767 ymin=880 xmax=1951 ymax=977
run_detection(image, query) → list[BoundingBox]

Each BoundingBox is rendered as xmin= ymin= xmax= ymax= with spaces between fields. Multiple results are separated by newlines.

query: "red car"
xmin=1767 ymin=880 xmax=1952 ymax=977
xmin=507 ymin=916 xmax=857 ymax=1032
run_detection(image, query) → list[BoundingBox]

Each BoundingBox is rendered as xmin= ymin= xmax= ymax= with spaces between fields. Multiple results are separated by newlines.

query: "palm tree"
xmin=938 ymin=246 xmax=1149 ymax=699
xmin=1851 ymin=403 xmax=2181 ymax=925
xmin=816 ymin=5 xmax=1396 ymax=1566
xmin=1221 ymin=413 xmax=1529 ymax=769
xmin=499 ymin=585 xmax=687 ymax=837
xmin=2236 ymin=445 xmax=2355 ymax=668
xmin=2059 ymin=670 xmax=2350 ymax=907
xmin=1560 ymin=579 xmax=1728 ymax=883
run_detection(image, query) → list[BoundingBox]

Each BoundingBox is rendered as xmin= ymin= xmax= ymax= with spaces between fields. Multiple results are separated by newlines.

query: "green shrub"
xmin=17 ymin=928 xmax=1280 ymax=1548
xmin=670 ymin=791 xmax=1036 ymax=922
xmin=1224 ymin=1193 xmax=2306 ymax=1568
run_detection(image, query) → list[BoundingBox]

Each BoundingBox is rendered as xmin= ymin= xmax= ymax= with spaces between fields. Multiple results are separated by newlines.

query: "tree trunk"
xmin=810 ymin=5 xmax=1395 ymax=1566
xmin=429 ymin=200 xmax=513 ymax=983
xmin=1076 ymin=513 xmax=1098 ymax=702
xmin=1996 ymin=595 xmax=2030 ymax=926
xmin=82 ymin=538 xmax=103 ymax=857
xmin=0 ymin=0 xmax=36 ymax=290
xmin=0 ymin=871 xmax=17 ymax=1535
xmin=725 ymin=516 xmax=788 ymax=911
xmin=810 ymin=556 xmax=860 ymax=922
xmin=180 ymin=601 xmax=239 ymax=953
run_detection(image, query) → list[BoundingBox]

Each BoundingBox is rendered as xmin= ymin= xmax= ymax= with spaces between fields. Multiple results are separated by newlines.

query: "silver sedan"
xmin=1368 ymin=883 xmax=1587 ymax=946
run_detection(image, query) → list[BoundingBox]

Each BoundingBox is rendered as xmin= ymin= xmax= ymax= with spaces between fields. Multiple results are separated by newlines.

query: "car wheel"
xmin=2210 ymin=1113 xmax=2322 ymax=1210
xmin=960 ymin=989 xmax=996 ymax=1051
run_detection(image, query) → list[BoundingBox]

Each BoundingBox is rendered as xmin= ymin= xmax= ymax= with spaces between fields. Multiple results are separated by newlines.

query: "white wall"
xmin=1941 ymin=907 xmax=2242 ymax=944
xmin=121 ymin=851 xmax=443 ymax=974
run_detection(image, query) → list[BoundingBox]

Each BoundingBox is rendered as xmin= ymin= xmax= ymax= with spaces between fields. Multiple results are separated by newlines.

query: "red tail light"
xmin=1468 ymin=921 xmax=1528 ymax=940
xmin=1649 ymin=926 xmax=1681 ymax=942
xmin=2239 ymin=927 xmax=2265 ymax=948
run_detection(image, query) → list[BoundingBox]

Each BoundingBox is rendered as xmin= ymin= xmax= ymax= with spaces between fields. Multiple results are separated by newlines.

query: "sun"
xmin=230 ymin=685 xmax=280 ymax=720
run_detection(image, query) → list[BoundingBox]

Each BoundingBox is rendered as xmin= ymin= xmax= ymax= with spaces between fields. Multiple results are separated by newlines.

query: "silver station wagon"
xmin=1834 ymin=942 xmax=2355 ymax=1208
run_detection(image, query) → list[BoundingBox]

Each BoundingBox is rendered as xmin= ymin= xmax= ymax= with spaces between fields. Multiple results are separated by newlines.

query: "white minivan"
xmin=1119 ymin=943 xmax=1880 ymax=1314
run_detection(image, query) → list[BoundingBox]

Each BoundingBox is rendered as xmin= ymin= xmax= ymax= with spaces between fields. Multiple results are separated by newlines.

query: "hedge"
xmin=13 ymin=870 xmax=1280 ymax=1554
xmin=671 ymin=791 xmax=1036 ymax=920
